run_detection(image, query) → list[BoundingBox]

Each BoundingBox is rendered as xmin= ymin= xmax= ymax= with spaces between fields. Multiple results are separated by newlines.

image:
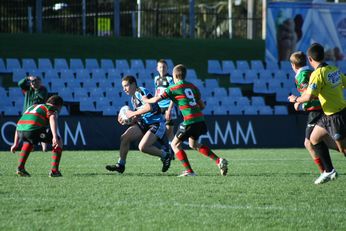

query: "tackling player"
xmin=288 ymin=51 xmax=337 ymax=175
xmin=10 ymin=95 xmax=64 ymax=177
xmin=289 ymin=43 xmax=346 ymax=184
xmin=105 ymin=75 xmax=171 ymax=174
xmin=142 ymin=64 xmax=228 ymax=177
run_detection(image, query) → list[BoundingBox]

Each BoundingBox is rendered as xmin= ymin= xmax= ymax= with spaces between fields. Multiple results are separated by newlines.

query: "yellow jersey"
xmin=306 ymin=64 xmax=346 ymax=115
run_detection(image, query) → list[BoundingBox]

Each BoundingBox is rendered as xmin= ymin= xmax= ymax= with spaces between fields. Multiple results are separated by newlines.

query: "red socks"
xmin=198 ymin=145 xmax=219 ymax=164
xmin=18 ymin=143 xmax=33 ymax=170
xmin=51 ymin=147 xmax=63 ymax=172
xmin=176 ymin=150 xmax=193 ymax=173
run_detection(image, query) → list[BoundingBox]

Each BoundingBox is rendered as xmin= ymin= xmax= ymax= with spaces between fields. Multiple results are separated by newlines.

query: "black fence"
xmin=0 ymin=0 xmax=263 ymax=39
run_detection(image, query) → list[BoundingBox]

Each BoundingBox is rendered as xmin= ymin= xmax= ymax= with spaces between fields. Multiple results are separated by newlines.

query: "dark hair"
xmin=307 ymin=43 xmax=325 ymax=62
xmin=47 ymin=95 xmax=63 ymax=107
xmin=290 ymin=51 xmax=306 ymax=68
xmin=122 ymin=75 xmax=137 ymax=86
xmin=173 ymin=64 xmax=186 ymax=80
xmin=157 ymin=59 xmax=167 ymax=66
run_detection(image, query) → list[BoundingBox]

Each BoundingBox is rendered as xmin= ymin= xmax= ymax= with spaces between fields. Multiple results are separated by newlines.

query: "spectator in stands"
xmin=288 ymin=43 xmax=346 ymax=184
xmin=105 ymin=75 xmax=172 ymax=174
xmin=288 ymin=51 xmax=337 ymax=176
xmin=142 ymin=64 xmax=228 ymax=177
xmin=18 ymin=75 xmax=48 ymax=151
xmin=153 ymin=59 xmax=178 ymax=157
xmin=10 ymin=95 xmax=64 ymax=177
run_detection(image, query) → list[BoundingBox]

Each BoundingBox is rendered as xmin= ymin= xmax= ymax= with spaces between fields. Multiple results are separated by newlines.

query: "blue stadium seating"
xmin=208 ymin=60 xmax=223 ymax=74
xmin=0 ymin=58 xmax=7 ymax=72
xmin=70 ymin=58 xmax=84 ymax=71
xmin=22 ymin=58 xmax=37 ymax=71
xmin=54 ymin=58 xmax=69 ymax=71
xmin=222 ymin=60 xmax=235 ymax=73
xmin=85 ymin=58 xmax=99 ymax=71
xmin=274 ymin=105 xmax=288 ymax=115
xmin=250 ymin=60 xmax=264 ymax=70
xmin=115 ymin=59 xmax=130 ymax=71
xmin=38 ymin=58 xmax=53 ymax=72
xmin=100 ymin=59 xmax=114 ymax=70
xmin=6 ymin=58 xmax=21 ymax=72
xmin=236 ymin=60 xmax=250 ymax=70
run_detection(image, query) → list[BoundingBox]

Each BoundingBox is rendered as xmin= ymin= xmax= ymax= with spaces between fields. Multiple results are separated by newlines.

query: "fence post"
xmin=247 ymin=0 xmax=254 ymax=39
xmin=35 ymin=0 xmax=42 ymax=33
xmin=189 ymin=0 xmax=195 ymax=38
xmin=114 ymin=0 xmax=120 ymax=37
xmin=228 ymin=0 xmax=233 ymax=39
xmin=137 ymin=0 xmax=141 ymax=38
xmin=28 ymin=7 xmax=33 ymax=33
xmin=82 ymin=0 xmax=86 ymax=35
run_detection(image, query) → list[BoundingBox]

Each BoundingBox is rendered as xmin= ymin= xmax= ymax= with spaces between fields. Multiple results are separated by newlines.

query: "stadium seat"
xmin=38 ymin=58 xmax=53 ymax=72
xmin=274 ymin=105 xmax=288 ymax=115
xmin=60 ymin=69 xmax=75 ymax=80
xmin=236 ymin=60 xmax=250 ymax=70
xmin=0 ymin=87 xmax=7 ymax=97
xmin=130 ymin=59 xmax=145 ymax=72
xmin=79 ymin=99 xmax=95 ymax=112
xmin=186 ymin=69 xmax=198 ymax=79
xmin=8 ymin=87 xmax=23 ymax=98
xmin=267 ymin=79 xmax=282 ymax=93
xmin=275 ymin=88 xmax=290 ymax=102
xmin=85 ymin=58 xmax=99 ymax=71
xmin=50 ymin=80 xmax=66 ymax=92
xmin=229 ymin=106 xmax=243 ymax=115
xmin=82 ymin=79 xmax=98 ymax=89
xmin=222 ymin=60 xmax=235 ymax=73
xmin=265 ymin=61 xmax=279 ymax=70
xmin=70 ymin=58 xmax=84 ymax=71
xmin=251 ymin=96 xmax=265 ymax=106
xmin=27 ymin=69 xmax=43 ymax=78
xmin=336 ymin=60 xmax=346 ymax=74
xmin=65 ymin=79 xmax=81 ymax=89
xmin=220 ymin=96 xmax=237 ymax=106
xmin=280 ymin=60 xmax=291 ymax=71
xmin=91 ymin=69 xmax=106 ymax=79
xmin=243 ymin=107 xmax=258 ymax=115
xmin=22 ymin=58 xmax=37 ymax=71
xmin=237 ymin=96 xmax=250 ymax=107
xmin=107 ymin=68 xmax=123 ymax=80
xmin=89 ymin=88 xmax=105 ymax=98
xmin=205 ymin=97 xmax=220 ymax=107
xmin=75 ymin=69 xmax=91 ymax=80
xmin=6 ymin=58 xmax=21 ymax=72
xmin=228 ymin=87 xmax=242 ymax=97
xmin=208 ymin=60 xmax=223 ymax=74
xmin=145 ymin=59 xmax=157 ymax=73
xmin=229 ymin=69 xmax=245 ymax=84
xmin=213 ymin=88 xmax=228 ymax=98
xmin=58 ymin=87 xmax=74 ymax=102
xmin=244 ymin=69 xmax=258 ymax=83
xmin=250 ymin=60 xmax=264 ymax=70
xmin=115 ymin=59 xmax=130 ymax=71
xmin=95 ymin=97 xmax=111 ymax=111
xmin=54 ymin=58 xmax=69 ymax=71
xmin=253 ymin=79 xmax=269 ymax=94
xmin=3 ymin=106 xmax=21 ymax=116
xmin=99 ymin=79 xmax=113 ymax=89
xmin=44 ymin=69 xmax=60 ymax=80
xmin=213 ymin=106 xmax=227 ymax=115
xmin=12 ymin=69 xmax=27 ymax=82
xmin=100 ymin=59 xmax=114 ymax=70
xmin=164 ymin=59 xmax=174 ymax=72
xmin=258 ymin=69 xmax=273 ymax=81
xmin=205 ymin=79 xmax=218 ymax=88
xmin=74 ymin=88 xmax=89 ymax=100
xmin=258 ymin=106 xmax=273 ymax=115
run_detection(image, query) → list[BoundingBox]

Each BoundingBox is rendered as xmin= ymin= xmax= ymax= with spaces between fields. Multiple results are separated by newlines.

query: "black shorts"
xmin=136 ymin=120 xmax=166 ymax=139
xmin=317 ymin=107 xmax=346 ymax=141
xmin=305 ymin=110 xmax=323 ymax=139
xmin=176 ymin=121 xmax=207 ymax=141
xmin=18 ymin=127 xmax=54 ymax=145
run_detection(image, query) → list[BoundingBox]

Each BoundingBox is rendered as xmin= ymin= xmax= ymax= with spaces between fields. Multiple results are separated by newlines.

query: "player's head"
xmin=173 ymin=64 xmax=186 ymax=82
xmin=46 ymin=95 xmax=64 ymax=110
xmin=121 ymin=75 xmax=137 ymax=96
xmin=157 ymin=59 xmax=168 ymax=77
xmin=290 ymin=51 xmax=307 ymax=71
xmin=28 ymin=76 xmax=42 ymax=89
xmin=307 ymin=43 xmax=325 ymax=62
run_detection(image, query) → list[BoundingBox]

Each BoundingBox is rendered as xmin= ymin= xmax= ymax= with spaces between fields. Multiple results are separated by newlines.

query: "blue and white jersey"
xmin=131 ymin=87 xmax=163 ymax=125
xmin=154 ymin=74 xmax=174 ymax=109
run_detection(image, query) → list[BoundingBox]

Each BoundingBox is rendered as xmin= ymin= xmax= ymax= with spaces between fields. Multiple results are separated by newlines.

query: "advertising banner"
xmin=266 ymin=2 xmax=346 ymax=63
xmin=0 ymin=115 xmax=307 ymax=151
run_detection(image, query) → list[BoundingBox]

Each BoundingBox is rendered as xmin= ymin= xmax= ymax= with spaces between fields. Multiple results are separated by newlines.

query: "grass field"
xmin=1 ymin=149 xmax=346 ymax=230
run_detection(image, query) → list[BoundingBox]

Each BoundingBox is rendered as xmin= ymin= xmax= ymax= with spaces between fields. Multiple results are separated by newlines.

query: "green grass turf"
xmin=1 ymin=149 xmax=345 ymax=230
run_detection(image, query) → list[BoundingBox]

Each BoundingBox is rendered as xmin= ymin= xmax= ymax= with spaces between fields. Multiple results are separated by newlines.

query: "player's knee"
xmin=138 ymin=143 xmax=146 ymax=153
xmin=304 ymin=139 xmax=311 ymax=149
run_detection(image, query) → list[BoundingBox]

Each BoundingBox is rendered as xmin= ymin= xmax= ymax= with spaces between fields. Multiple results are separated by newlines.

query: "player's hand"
xmin=10 ymin=144 xmax=18 ymax=153
xmin=294 ymin=102 xmax=300 ymax=111
xmin=288 ymin=95 xmax=297 ymax=103
xmin=125 ymin=110 xmax=135 ymax=119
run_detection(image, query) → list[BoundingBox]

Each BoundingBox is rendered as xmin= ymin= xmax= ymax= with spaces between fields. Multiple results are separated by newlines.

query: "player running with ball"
xmin=140 ymin=64 xmax=228 ymax=177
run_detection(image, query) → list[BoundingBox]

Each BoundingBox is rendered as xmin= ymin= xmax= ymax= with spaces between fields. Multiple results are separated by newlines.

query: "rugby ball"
xmin=119 ymin=105 xmax=132 ymax=125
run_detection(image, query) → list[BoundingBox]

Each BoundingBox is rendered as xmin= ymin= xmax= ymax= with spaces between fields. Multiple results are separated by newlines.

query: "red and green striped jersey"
xmin=17 ymin=104 xmax=58 ymax=131
xmin=162 ymin=80 xmax=204 ymax=125
xmin=295 ymin=66 xmax=321 ymax=111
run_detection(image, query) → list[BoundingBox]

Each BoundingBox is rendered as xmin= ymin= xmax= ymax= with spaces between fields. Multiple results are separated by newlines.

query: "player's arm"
xmin=49 ymin=113 xmax=62 ymax=148
xmin=142 ymin=95 xmax=162 ymax=104
xmin=197 ymin=99 xmax=205 ymax=110
xmin=10 ymin=130 xmax=19 ymax=153
xmin=126 ymin=103 xmax=152 ymax=119
xmin=165 ymin=101 xmax=174 ymax=121
xmin=18 ymin=77 xmax=30 ymax=90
